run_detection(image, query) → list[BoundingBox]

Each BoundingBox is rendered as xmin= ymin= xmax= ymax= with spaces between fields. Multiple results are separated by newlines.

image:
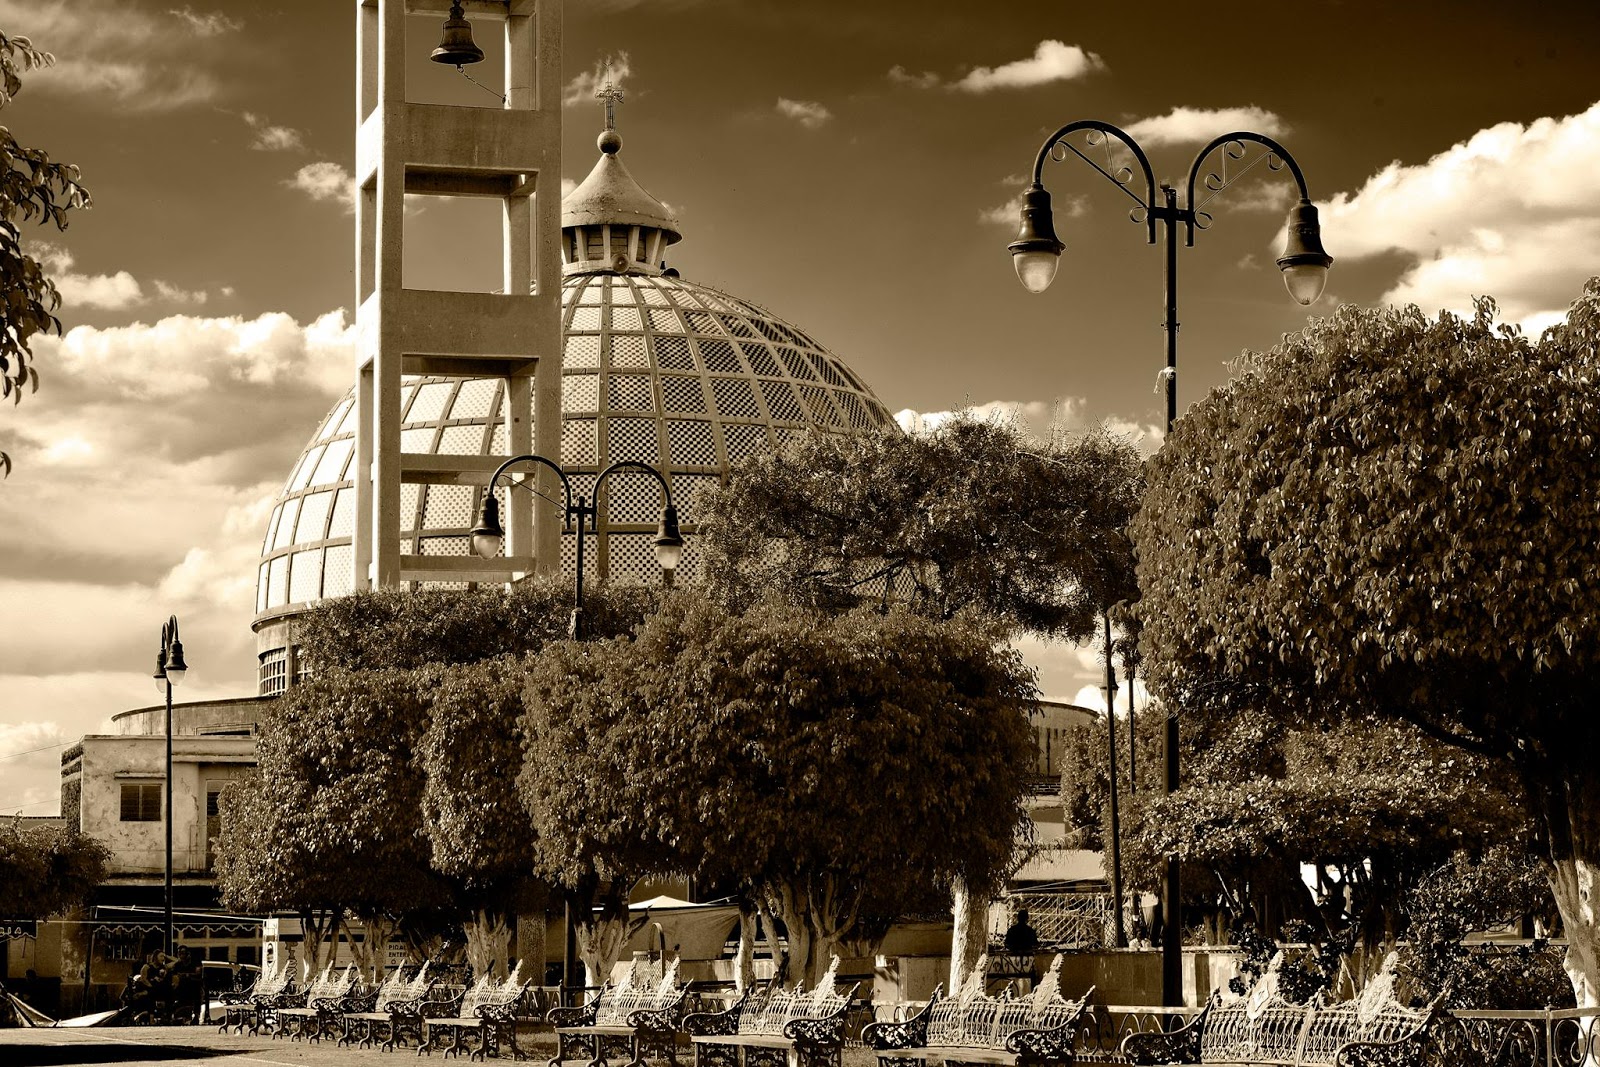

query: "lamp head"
xmin=164 ymin=637 xmax=187 ymax=686
xmin=430 ymin=1 xmax=485 ymax=67
xmin=1277 ymin=198 xmax=1333 ymax=305
xmin=653 ymin=504 xmax=684 ymax=574
xmin=471 ymin=492 xmax=505 ymax=559
xmin=153 ymin=650 xmax=168 ymax=695
xmin=1007 ymin=183 xmax=1065 ymax=294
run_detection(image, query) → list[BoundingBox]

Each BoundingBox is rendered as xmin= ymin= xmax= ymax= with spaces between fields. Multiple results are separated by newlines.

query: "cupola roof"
xmin=561 ymin=85 xmax=681 ymax=246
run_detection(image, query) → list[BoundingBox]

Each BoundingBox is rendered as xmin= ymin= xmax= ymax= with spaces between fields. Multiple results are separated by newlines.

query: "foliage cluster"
xmin=0 ymin=819 xmax=107 ymax=917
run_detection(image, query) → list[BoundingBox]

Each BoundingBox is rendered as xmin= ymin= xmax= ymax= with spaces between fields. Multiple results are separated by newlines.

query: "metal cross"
xmin=596 ymin=83 xmax=624 ymax=130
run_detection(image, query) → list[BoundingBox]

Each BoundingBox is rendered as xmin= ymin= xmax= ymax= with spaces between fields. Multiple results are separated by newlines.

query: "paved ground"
xmin=0 ymin=1024 xmax=562 ymax=1066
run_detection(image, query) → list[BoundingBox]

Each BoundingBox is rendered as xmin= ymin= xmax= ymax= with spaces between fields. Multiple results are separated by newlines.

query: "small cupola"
xmin=561 ymin=85 xmax=682 ymax=277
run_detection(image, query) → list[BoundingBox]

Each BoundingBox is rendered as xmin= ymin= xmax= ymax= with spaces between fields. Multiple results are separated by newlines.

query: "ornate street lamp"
xmin=470 ymin=455 xmax=681 ymax=997
xmin=152 ymin=615 xmax=188 ymax=960
xmin=1009 ymin=121 xmax=1331 ymax=1005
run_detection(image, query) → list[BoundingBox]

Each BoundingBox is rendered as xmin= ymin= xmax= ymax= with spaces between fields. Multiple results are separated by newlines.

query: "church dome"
xmin=251 ymin=101 xmax=898 ymax=694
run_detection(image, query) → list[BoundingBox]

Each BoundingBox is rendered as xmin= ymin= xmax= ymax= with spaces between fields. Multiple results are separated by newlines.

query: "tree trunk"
xmin=298 ymin=906 xmax=343 ymax=983
xmin=765 ymin=874 xmax=859 ymax=988
xmin=735 ymin=898 xmax=759 ymax=992
xmin=1538 ymin=759 xmax=1600 ymax=1008
xmin=949 ymin=878 xmax=990 ymax=996
xmin=349 ymin=913 xmax=395 ymax=983
xmin=574 ymin=883 xmax=644 ymax=988
xmin=463 ymin=909 xmax=512 ymax=979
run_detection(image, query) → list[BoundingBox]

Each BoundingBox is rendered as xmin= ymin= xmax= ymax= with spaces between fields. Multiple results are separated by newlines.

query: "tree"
xmin=216 ymin=669 xmax=444 ymax=980
xmin=0 ymin=819 xmax=107 ymax=917
xmin=521 ymin=593 xmax=1039 ymax=986
xmin=0 ymin=32 xmax=92 ymax=477
xmin=697 ymin=418 xmax=1143 ymax=639
xmin=1132 ymin=283 xmax=1600 ymax=1003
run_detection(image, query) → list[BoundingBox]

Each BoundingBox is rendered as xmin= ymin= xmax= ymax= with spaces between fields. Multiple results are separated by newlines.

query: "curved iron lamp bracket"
xmin=593 ymin=459 xmax=677 ymax=513
xmin=1182 ymin=131 xmax=1313 ymax=246
xmin=487 ymin=453 xmax=575 ymax=526
xmin=1031 ymin=119 xmax=1159 ymax=244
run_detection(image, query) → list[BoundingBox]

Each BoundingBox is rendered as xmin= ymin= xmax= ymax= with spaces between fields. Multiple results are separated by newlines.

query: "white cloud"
xmin=1324 ymin=100 xmax=1600 ymax=331
xmin=167 ymin=6 xmax=242 ymax=37
xmin=564 ymin=52 xmax=632 ymax=108
xmin=243 ymin=112 xmax=305 ymax=153
xmin=153 ymin=279 xmax=208 ymax=305
xmin=887 ymin=66 xmax=941 ymax=90
xmin=2 ymin=0 xmax=232 ymax=111
xmin=289 ymin=162 xmax=355 ymax=213
xmin=776 ymin=98 xmax=832 ymax=130
xmin=1122 ymin=106 xmax=1287 ymax=147
xmin=897 ymin=398 xmax=1161 ymax=452
xmin=36 ymin=244 xmax=216 ymax=310
xmin=953 ymin=40 xmax=1105 ymax=93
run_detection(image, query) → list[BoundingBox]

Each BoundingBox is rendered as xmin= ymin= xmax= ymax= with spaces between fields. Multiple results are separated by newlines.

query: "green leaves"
xmin=0 ymin=820 xmax=108 ymax=918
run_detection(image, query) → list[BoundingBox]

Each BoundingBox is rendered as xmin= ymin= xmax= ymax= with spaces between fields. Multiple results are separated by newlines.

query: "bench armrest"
xmin=784 ymin=1014 xmax=846 ymax=1049
xmin=548 ymin=1002 xmax=599 ymax=1027
xmin=1005 ymin=1007 xmax=1088 ymax=1063
xmin=684 ymin=1005 xmax=742 ymax=1037
xmin=1120 ymin=1005 xmax=1209 ymax=1066
xmin=629 ymin=1006 xmax=682 ymax=1034
xmin=862 ymin=1018 xmax=927 ymax=1050
xmin=1334 ymin=1013 xmax=1442 ymax=1067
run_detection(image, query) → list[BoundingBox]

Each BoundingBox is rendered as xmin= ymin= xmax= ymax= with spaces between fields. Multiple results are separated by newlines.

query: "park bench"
xmin=220 ymin=960 xmax=293 ymax=1036
xmin=340 ymin=963 xmax=437 ymax=1050
xmin=686 ymin=956 xmax=858 ymax=1067
xmin=865 ymin=955 xmax=1093 ymax=1067
xmin=274 ymin=962 xmax=359 ymax=1042
xmin=548 ymin=958 xmax=691 ymax=1067
xmin=420 ymin=965 xmax=532 ymax=1060
xmin=1120 ymin=955 xmax=1441 ymax=1067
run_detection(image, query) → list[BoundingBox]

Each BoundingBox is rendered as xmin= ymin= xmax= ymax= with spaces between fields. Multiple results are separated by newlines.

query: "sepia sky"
xmin=2 ymin=0 xmax=1599 ymax=813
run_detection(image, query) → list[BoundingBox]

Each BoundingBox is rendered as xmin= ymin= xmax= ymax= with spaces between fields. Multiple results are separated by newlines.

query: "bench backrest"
xmin=253 ymin=963 xmax=291 ymax=999
xmin=737 ymin=977 xmax=856 ymax=1036
xmin=595 ymin=958 xmax=687 ymax=1026
xmin=1297 ymin=969 xmax=1433 ymax=1066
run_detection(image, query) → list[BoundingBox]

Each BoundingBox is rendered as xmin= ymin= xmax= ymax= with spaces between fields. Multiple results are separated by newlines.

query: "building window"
xmin=120 ymin=782 xmax=161 ymax=822
xmin=259 ymin=648 xmax=288 ymax=695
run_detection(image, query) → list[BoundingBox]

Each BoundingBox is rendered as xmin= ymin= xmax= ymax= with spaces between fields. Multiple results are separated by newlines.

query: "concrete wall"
xmin=873 ymin=949 xmax=1243 ymax=1007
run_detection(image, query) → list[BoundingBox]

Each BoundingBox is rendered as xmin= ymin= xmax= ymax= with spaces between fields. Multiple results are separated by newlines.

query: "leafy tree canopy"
xmin=521 ymin=592 xmax=1039 ymax=983
xmin=292 ymin=579 xmax=659 ymax=673
xmin=0 ymin=819 xmax=107 ymax=917
xmin=0 ymin=32 xmax=92 ymax=477
xmin=697 ymin=418 xmax=1143 ymax=640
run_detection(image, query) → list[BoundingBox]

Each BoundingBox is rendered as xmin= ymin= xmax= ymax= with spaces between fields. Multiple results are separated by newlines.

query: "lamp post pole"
xmin=151 ymin=616 xmax=188 ymax=960
xmin=1009 ymin=121 xmax=1331 ymax=1006
xmin=472 ymin=456 xmax=683 ymax=1000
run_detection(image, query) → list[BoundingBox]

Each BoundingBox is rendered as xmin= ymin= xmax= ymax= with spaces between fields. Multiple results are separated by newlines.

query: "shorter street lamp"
xmin=471 ymin=456 xmax=684 ymax=638
xmin=471 ymin=455 xmax=682 ymax=1000
xmin=152 ymin=616 xmax=188 ymax=961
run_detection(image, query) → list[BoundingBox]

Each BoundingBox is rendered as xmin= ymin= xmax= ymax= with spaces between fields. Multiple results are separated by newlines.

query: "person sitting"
xmin=1004 ymin=909 xmax=1039 ymax=958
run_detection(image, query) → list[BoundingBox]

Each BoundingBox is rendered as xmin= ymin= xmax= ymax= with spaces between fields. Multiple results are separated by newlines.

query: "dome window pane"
xmin=637 ymin=283 xmax=670 ymax=307
xmin=294 ymin=491 xmax=335 ymax=543
xmin=448 ymin=378 xmax=499 ymax=420
xmin=335 ymin=400 xmax=359 ymax=436
xmin=320 ymin=398 xmax=353 ymax=439
xmin=606 ymin=418 xmax=660 ymax=465
xmin=272 ymin=497 xmax=303 ymax=551
xmin=644 ymin=307 xmax=680 ymax=332
xmin=777 ymin=348 xmax=817 ymax=381
xmin=490 ymin=422 xmax=508 ymax=454
xmin=660 ymin=375 xmax=707 ymax=414
xmin=811 ymin=354 xmax=846 ymax=388
xmin=406 ymin=382 xmax=454 ymax=424
xmin=401 ymin=427 xmax=437 ymax=452
xmin=609 ymin=279 xmax=639 ymax=304
xmin=310 ymin=438 xmax=354 ymax=486
xmin=578 ymin=279 xmax=604 ymax=304
xmin=563 ymin=419 xmax=599 ymax=464
xmin=760 ymin=380 xmax=805 ymax=422
xmin=742 ymin=344 xmax=780 ymax=377
xmin=570 ymin=306 xmax=603 ymax=331
xmin=602 ymin=471 xmax=668 ymax=524
xmin=400 ymin=484 xmax=421 ymax=533
xmin=801 ymin=386 xmax=843 ymax=427
xmin=262 ymin=504 xmax=283 ymax=554
xmin=711 ymin=379 xmax=759 ymax=418
xmin=719 ymin=315 xmax=756 ymax=339
xmin=422 ymin=484 xmax=475 ymax=530
xmin=666 ymin=421 xmax=717 ymax=466
xmin=328 ymin=488 xmax=356 ymax=539
xmin=607 ymin=373 xmax=654 ymax=411
xmin=322 ymin=544 xmax=354 ymax=600
xmin=289 ymin=446 xmax=325 ymax=492
xmin=289 ymin=549 xmax=323 ymax=604
xmin=438 ymin=424 xmax=488 ymax=455
xmin=684 ymin=310 xmax=721 ymax=335
xmin=723 ymin=424 xmax=771 ymax=461
xmin=267 ymin=555 xmax=289 ymax=610
xmin=604 ymin=532 xmax=663 ymax=583
xmin=610 ymin=334 xmax=649 ymax=369
xmin=418 ymin=535 xmax=470 ymax=556
xmin=652 ymin=335 xmax=695 ymax=371
xmin=257 ymin=562 xmax=270 ymax=614
xmin=563 ymin=374 xmax=600 ymax=411
xmin=612 ymin=305 xmax=643 ymax=331
xmin=696 ymin=339 xmax=742 ymax=373
xmin=565 ymin=334 xmax=602 ymax=369
xmin=753 ymin=319 xmax=787 ymax=343
xmin=837 ymin=391 xmax=872 ymax=430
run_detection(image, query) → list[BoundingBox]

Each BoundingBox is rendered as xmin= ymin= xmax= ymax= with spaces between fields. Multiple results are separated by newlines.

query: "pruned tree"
xmin=216 ymin=668 xmax=445 ymax=981
xmin=0 ymin=818 xmax=107 ymax=917
xmin=522 ymin=593 xmax=1038 ymax=986
xmin=1133 ymin=282 xmax=1600 ymax=1004
xmin=0 ymin=31 xmax=92 ymax=477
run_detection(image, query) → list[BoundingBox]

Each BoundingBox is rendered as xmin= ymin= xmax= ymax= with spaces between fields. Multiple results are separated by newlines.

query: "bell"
xmin=430 ymin=1 xmax=484 ymax=67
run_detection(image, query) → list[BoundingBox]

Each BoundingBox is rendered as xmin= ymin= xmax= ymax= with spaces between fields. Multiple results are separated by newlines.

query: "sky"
xmin=2 ymin=0 xmax=1599 ymax=814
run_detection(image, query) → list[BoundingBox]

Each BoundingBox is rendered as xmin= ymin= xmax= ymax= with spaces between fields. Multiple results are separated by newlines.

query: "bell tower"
xmin=352 ymin=0 xmax=563 ymax=591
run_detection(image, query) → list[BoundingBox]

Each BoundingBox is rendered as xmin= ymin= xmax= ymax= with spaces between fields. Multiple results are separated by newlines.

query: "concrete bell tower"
xmin=352 ymin=0 xmax=563 ymax=591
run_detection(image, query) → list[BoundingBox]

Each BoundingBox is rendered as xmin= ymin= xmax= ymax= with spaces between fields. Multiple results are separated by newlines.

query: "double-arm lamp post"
xmin=152 ymin=616 xmax=189 ymax=960
xmin=1009 ymin=121 xmax=1332 ymax=1005
xmin=470 ymin=456 xmax=682 ymax=995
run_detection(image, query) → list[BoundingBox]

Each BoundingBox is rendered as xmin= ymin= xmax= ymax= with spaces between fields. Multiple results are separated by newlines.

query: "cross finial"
xmin=596 ymin=83 xmax=624 ymax=132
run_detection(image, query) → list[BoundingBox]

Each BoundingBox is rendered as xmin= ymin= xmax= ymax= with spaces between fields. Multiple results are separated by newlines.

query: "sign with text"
xmin=0 ymin=919 xmax=38 ymax=940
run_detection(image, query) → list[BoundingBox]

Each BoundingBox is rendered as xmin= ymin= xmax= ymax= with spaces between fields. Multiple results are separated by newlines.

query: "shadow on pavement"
xmin=0 ymin=1040 xmax=227 ymax=1065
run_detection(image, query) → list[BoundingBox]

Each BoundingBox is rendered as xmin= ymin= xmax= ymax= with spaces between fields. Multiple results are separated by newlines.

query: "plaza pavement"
xmin=0 ymin=1024 xmax=560 ymax=1066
